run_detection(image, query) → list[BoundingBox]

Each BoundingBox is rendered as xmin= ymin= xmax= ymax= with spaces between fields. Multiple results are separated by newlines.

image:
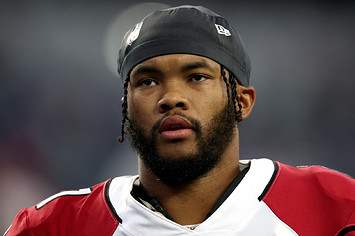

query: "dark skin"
xmin=127 ymin=54 xmax=256 ymax=225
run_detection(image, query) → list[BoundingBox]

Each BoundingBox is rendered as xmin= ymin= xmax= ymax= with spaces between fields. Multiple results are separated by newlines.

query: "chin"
xmin=156 ymin=143 xmax=197 ymax=159
xmin=157 ymin=150 xmax=197 ymax=160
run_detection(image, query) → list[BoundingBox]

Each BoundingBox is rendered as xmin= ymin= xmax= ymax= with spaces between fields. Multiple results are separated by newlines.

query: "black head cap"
xmin=117 ymin=5 xmax=251 ymax=86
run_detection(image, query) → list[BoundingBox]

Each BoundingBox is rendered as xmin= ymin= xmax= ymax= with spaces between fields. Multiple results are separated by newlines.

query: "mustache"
xmin=151 ymin=112 xmax=202 ymax=138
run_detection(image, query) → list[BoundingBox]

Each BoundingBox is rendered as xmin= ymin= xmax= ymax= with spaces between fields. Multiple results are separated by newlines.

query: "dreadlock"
xmin=221 ymin=66 xmax=231 ymax=117
xmin=118 ymin=76 xmax=130 ymax=143
xmin=221 ymin=65 xmax=243 ymax=122
xmin=118 ymin=66 xmax=243 ymax=143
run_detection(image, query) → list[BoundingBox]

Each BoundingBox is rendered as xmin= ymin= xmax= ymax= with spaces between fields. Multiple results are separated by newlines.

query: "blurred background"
xmin=1 ymin=0 xmax=354 ymax=231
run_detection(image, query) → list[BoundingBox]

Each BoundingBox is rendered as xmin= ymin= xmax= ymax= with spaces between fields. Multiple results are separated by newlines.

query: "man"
xmin=5 ymin=5 xmax=355 ymax=236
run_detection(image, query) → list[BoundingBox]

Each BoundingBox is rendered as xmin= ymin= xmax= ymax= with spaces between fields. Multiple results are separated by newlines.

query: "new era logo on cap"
xmin=215 ymin=24 xmax=231 ymax=36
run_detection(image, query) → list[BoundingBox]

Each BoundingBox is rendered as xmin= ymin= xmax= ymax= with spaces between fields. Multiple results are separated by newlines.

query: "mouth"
xmin=158 ymin=116 xmax=194 ymax=140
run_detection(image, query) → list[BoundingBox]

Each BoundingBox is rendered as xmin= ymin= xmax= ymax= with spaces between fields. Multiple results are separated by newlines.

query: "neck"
xmin=138 ymin=140 xmax=240 ymax=225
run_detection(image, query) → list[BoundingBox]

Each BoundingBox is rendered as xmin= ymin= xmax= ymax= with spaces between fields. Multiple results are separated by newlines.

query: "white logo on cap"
xmin=215 ymin=24 xmax=231 ymax=37
xmin=126 ymin=22 xmax=143 ymax=46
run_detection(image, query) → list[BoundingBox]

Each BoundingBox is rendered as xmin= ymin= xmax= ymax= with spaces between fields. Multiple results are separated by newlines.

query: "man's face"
xmin=127 ymin=54 xmax=238 ymax=184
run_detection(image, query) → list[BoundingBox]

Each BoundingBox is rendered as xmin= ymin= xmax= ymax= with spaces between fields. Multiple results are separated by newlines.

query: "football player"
xmin=6 ymin=5 xmax=355 ymax=235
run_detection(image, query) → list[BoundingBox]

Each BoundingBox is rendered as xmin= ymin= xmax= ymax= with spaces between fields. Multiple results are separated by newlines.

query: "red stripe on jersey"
xmin=261 ymin=162 xmax=355 ymax=236
xmin=6 ymin=180 xmax=119 ymax=235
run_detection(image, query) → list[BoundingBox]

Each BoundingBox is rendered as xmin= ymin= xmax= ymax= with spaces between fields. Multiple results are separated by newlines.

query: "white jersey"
xmin=110 ymin=159 xmax=295 ymax=235
xmin=6 ymin=158 xmax=355 ymax=235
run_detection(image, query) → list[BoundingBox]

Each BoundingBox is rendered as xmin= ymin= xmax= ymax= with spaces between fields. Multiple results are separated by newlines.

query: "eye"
xmin=190 ymin=74 xmax=208 ymax=82
xmin=139 ymin=79 xmax=158 ymax=87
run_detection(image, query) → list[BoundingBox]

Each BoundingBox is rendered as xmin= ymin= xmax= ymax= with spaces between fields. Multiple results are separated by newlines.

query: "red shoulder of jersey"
xmin=5 ymin=179 xmax=120 ymax=236
xmin=261 ymin=162 xmax=355 ymax=236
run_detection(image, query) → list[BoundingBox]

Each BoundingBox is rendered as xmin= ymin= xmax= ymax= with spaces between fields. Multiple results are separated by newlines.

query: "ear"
xmin=237 ymin=85 xmax=256 ymax=120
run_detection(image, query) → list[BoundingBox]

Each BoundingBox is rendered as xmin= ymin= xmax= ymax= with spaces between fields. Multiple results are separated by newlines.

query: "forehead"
xmin=130 ymin=54 xmax=221 ymax=76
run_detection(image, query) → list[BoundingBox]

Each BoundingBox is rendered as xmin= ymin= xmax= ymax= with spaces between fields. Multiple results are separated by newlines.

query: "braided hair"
xmin=118 ymin=66 xmax=243 ymax=143
xmin=221 ymin=65 xmax=243 ymax=123
xmin=117 ymin=77 xmax=130 ymax=143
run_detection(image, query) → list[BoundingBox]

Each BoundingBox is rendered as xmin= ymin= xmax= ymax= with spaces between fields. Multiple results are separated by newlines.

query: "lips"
xmin=158 ymin=116 xmax=194 ymax=140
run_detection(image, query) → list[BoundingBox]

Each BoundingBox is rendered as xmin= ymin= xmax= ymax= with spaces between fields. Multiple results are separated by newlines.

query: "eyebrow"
xmin=180 ymin=60 xmax=214 ymax=73
xmin=130 ymin=65 xmax=162 ymax=79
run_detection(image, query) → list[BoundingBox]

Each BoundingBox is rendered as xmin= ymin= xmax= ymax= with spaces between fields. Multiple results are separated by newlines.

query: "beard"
xmin=128 ymin=103 xmax=237 ymax=186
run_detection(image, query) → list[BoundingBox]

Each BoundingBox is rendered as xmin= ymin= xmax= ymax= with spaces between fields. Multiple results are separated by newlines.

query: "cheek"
xmin=201 ymin=85 xmax=228 ymax=111
xmin=127 ymin=98 xmax=141 ymax=121
xmin=199 ymin=89 xmax=228 ymax=125
xmin=127 ymin=96 xmax=156 ymax=129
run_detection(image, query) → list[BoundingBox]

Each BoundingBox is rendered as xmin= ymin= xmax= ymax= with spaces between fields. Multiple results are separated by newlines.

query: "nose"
xmin=157 ymin=85 xmax=189 ymax=113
